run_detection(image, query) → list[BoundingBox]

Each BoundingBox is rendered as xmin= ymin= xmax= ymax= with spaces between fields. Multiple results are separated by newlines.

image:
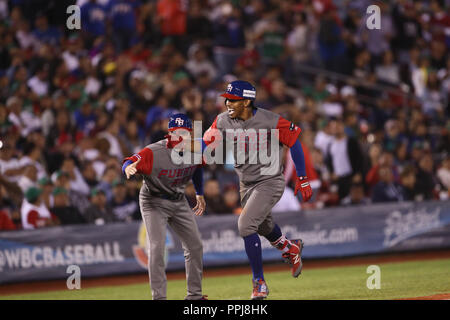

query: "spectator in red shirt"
xmin=157 ymin=0 xmax=187 ymax=36
xmin=156 ymin=0 xmax=188 ymax=53
xmin=0 ymin=173 xmax=23 ymax=230
xmin=21 ymin=187 xmax=59 ymax=229
xmin=0 ymin=209 xmax=16 ymax=230
xmin=366 ymin=151 xmax=399 ymax=192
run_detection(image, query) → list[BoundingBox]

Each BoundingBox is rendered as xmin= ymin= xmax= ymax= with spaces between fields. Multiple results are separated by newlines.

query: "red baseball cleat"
xmin=251 ymin=278 xmax=269 ymax=300
xmin=282 ymin=239 xmax=304 ymax=278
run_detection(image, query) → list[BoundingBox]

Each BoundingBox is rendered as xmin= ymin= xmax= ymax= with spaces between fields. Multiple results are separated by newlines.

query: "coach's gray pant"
xmin=139 ymin=191 xmax=203 ymax=300
xmin=238 ymin=175 xmax=285 ymax=238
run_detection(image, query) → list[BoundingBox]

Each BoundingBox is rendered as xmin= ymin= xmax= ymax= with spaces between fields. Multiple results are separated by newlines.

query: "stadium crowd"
xmin=0 ymin=0 xmax=449 ymax=230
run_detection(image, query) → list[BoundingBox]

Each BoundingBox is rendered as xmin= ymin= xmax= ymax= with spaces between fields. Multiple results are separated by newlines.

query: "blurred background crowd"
xmin=0 ymin=0 xmax=449 ymax=231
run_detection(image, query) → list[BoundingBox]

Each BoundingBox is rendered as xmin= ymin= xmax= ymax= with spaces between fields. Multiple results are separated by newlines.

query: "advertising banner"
xmin=1 ymin=200 xmax=449 ymax=284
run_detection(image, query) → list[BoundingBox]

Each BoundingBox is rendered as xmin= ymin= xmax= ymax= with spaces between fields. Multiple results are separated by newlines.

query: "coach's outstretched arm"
xmin=122 ymin=148 xmax=154 ymax=179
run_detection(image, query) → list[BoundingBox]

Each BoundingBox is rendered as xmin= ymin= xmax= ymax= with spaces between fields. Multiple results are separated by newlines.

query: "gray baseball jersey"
xmin=204 ymin=107 xmax=301 ymax=185
xmin=204 ymin=107 xmax=301 ymax=237
xmin=124 ymin=139 xmax=200 ymax=197
xmin=124 ymin=139 xmax=204 ymax=300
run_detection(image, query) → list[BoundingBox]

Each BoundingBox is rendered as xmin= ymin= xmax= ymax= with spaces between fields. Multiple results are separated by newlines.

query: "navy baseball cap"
xmin=168 ymin=113 xmax=193 ymax=131
xmin=221 ymin=80 xmax=256 ymax=101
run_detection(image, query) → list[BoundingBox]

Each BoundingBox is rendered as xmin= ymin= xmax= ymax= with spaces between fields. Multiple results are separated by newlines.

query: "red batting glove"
xmin=294 ymin=176 xmax=313 ymax=202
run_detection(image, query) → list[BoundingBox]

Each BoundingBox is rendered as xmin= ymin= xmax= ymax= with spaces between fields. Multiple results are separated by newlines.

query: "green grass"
xmin=1 ymin=258 xmax=449 ymax=300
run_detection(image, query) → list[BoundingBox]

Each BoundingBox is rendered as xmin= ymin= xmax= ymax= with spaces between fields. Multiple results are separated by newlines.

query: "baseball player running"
xmin=122 ymin=113 xmax=207 ymax=300
xmin=204 ymin=80 xmax=313 ymax=300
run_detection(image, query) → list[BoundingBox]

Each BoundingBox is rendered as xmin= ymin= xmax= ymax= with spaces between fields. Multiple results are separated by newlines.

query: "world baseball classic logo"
xmin=133 ymin=223 xmax=174 ymax=269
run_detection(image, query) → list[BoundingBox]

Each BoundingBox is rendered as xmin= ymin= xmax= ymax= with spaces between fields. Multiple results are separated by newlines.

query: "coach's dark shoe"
xmin=251 ymin=278 xmax=269 ymax=300
xmin=282 ymin=239 xmax=304 ymax=278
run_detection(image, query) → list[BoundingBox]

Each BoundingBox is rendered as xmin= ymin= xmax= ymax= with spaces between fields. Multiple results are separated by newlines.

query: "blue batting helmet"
xmin=168 ymin=113 xmax=192 ymax=131
xmin=220 ymin=80 xmax=256 ymax=101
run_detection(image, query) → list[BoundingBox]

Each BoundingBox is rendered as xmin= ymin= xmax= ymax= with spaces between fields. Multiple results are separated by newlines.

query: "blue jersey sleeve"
xmin=192 ymin=166 xmax=204 ymax=195
xmin=290 ymin=140 xmax=307 ymax=177
xmin=122 ymin=160 xmax=133 ymax=175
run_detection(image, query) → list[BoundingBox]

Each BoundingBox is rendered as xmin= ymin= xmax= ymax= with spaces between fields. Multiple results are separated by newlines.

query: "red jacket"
xmin=0 ymin=210 xmax=17 ymax=231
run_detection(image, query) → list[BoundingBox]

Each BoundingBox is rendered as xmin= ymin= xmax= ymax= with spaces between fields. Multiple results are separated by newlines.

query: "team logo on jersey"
xmin=133 ymin=222 xmax=174 ymax=269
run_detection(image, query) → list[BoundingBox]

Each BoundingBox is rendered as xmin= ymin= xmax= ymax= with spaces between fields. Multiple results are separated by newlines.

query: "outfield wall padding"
xmin=1 ymin=200 xmax=450 ymax=284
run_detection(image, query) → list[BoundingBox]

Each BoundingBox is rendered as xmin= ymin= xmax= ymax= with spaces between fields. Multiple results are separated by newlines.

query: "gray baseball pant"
xmin=238 ymin=175 xmax=285 ymax=238
xmin=139 ymin=192 xmax=203 ymax=300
